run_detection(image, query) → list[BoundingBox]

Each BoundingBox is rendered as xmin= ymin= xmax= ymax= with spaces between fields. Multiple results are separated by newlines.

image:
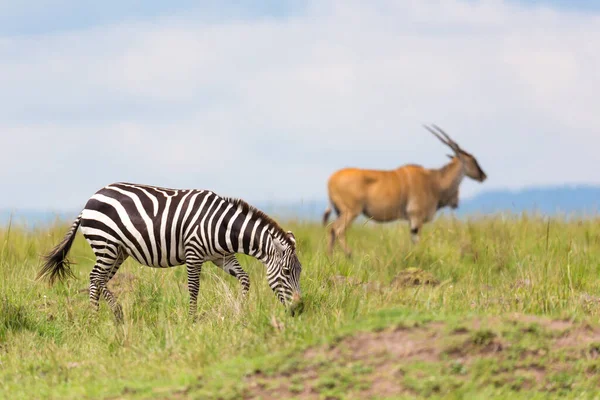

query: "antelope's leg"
xmin=333 ymin=211 xmax=358 ymax=258
xmin=327 ymin=224 xmax=337 ymax=256
xmin=408 ymin=214 xmax=423 ymax=244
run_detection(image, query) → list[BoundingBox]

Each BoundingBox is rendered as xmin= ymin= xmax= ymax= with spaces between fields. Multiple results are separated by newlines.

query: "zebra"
xmin=36 ymin=182 xmax=304 ymax=321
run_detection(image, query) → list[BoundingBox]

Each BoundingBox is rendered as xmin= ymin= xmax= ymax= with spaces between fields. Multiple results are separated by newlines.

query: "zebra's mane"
xmin=224 ymin=197 xmax=294 ymax=247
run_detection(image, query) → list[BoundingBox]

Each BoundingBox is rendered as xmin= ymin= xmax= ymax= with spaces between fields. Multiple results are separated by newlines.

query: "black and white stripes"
xmin=37 ymin=182 xmax=303 ymax=320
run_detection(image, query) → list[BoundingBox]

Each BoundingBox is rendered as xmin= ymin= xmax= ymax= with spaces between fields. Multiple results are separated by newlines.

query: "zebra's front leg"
xmin=230 ymin=265 xmax=250 ymax=297
xmin=186 ymin=262 xmax=203 ymax=322
xmin=213 ymin=255 xmax=250 ymax=297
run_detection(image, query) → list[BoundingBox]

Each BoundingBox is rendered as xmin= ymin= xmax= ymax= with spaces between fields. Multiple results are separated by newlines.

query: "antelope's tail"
xmin=322 ymin=206 xmax=332 ymax=226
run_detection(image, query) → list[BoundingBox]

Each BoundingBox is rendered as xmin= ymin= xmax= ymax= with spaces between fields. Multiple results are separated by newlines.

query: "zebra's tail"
xmin=36 ymin=213 xmax=82 ymax=285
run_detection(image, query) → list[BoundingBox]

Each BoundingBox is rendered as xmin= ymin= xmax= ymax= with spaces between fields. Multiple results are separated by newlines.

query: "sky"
xmin=1 ymin=0 xmax=599 ymax=211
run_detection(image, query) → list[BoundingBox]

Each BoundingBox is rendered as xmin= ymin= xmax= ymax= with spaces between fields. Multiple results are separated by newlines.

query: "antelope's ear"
xmin=447 ymin=154 xmax=454 ymax=160
xmin=286 ymin=231 xmax=296 ymax=246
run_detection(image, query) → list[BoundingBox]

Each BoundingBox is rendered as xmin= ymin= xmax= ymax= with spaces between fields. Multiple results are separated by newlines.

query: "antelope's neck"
xmin=437 ymin=158 xmax=464 ymax=198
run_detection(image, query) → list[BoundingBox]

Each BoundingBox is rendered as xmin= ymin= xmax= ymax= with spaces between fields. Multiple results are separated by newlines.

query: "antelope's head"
xmin=424 ymin=124 xmax=487 ymax=183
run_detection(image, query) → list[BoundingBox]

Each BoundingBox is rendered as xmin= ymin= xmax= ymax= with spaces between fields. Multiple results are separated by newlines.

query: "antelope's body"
xmin=323 ymin=125 xmax=486 ymax=257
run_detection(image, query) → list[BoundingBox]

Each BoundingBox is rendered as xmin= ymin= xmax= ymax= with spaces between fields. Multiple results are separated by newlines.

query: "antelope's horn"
xmin=423 ymin=124 xmax=458 ymax=154
xmin=432 ymin=124 xmax=461 ymax=152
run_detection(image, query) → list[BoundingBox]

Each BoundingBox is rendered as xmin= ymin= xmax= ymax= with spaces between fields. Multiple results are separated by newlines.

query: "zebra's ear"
xmin=274 ymin=231 xmax=296 ymax=253
xmin=286 ymin=231 xmax=296 ymax=246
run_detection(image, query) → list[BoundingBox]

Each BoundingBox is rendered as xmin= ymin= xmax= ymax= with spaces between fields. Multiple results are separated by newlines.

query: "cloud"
xmin=1 ymin=0 xmax=599 ymax=210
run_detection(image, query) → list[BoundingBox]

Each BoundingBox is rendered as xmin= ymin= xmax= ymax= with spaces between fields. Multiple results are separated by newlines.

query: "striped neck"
xmin=217 ymin=197 xmax=293 ymax=259
xmin=214 ymin=201 xmax=284 ymax=262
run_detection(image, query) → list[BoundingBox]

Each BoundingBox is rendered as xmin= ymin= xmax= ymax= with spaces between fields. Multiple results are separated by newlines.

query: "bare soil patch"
xmin=243 ymin=314 xmax=600 ymax=399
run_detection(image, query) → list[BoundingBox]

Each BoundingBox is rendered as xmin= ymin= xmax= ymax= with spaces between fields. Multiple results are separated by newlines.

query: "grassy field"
xmin=2 ymin=214 xmax=600 ymax=399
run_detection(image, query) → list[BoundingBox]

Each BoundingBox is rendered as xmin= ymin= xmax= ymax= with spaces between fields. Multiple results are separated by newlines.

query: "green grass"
xmin=2 ymin=214 xmax=600 ymax=399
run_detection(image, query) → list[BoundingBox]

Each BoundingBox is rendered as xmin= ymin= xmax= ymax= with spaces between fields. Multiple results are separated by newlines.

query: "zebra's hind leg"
xmin=88 ymin=244 xmax=129 ymax=322
xmin=101 ymin=250 xmax=129 ymax=322
xmin=213 ymin=255 xmax=250 ymax=296
xmin=185 ymin=256 xmax=204 ymax=322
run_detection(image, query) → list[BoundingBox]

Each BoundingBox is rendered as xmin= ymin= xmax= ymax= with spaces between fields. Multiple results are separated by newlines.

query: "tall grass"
xmin=1 ymin=214 xmax=600 ymax=398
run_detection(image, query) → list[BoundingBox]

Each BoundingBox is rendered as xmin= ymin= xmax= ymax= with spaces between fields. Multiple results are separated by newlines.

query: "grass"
xmin=2 ymin=213 xmax=600 ymax=398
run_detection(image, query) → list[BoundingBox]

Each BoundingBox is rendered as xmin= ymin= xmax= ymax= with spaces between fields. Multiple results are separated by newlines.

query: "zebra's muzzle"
xmin=288 ymin=291 xmax=304 ymax=317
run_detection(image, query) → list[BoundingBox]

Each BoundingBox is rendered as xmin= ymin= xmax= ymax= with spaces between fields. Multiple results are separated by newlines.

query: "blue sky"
xmin=0 ymin=1 xmax=305 ymax=36
xmin=1 ymin=0 xmax=599 ymax=210
xmin=0 ymin=0 xmax=598 ymax=36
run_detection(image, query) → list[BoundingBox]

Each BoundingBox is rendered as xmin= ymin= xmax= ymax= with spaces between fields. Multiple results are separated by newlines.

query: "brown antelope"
xmin=322 ymin=124 xmax=487 ymax=257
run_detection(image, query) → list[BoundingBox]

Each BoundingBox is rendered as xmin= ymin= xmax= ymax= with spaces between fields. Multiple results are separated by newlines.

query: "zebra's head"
xmin=267 ymin=230 xmax=303 ymax=316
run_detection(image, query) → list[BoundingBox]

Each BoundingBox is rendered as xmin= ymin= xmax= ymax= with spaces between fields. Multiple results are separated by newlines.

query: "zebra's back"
xmin=80 ymin=182 xmax=214 ymax=268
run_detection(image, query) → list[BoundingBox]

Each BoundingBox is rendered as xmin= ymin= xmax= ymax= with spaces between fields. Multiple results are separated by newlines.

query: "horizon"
xmin=2 ymin=183 xmax=600 ymax=227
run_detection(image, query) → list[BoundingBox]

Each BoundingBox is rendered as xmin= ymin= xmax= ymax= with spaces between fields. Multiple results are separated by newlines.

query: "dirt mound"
xmin=392 ymin=267 xmax=439 ymax=287
xmin=243 ymin=314 xmax=600 ymax=399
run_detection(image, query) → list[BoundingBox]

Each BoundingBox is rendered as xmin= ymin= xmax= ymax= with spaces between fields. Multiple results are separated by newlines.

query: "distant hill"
xmin=1 ymin=184 xmax=599 ymax=228
xmin=455 ymin=184 xmax=600 ymax=217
